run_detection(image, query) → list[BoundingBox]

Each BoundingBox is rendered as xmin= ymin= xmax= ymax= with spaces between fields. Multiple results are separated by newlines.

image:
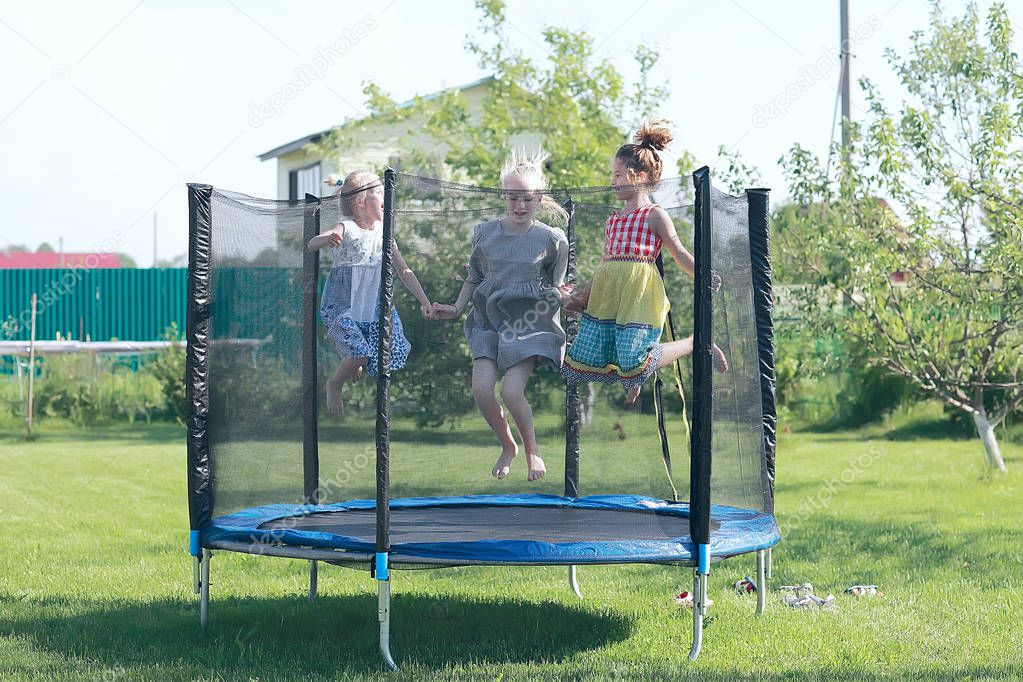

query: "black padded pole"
xmin=375 ymin=169 xmax=397 ymax=553
xmin=690 ymin=167 xmax=713 ymax=547
xmin=562 ymin=198 xmax=580 ymax=498
xmin=186 ymin=183 xmax=213 ymax=531
xmin=302 ymin=193 xmax=321 ymax=505
xmin=747 ymin=188 xmax=776 ymax=514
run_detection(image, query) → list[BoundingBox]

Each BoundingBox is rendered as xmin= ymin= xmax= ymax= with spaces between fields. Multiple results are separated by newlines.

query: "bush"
xmin=832 ymin=360 xmax=916 ymax=427
xmin=0 ymin=325 xmax=188 ymax=427
xmin=143 ymin=324 xmax=186 ymax=422
xmin=774 ymin=322 xmax=918 ymax=429
xmin=31 ymin=354 xmax=166 ymax=426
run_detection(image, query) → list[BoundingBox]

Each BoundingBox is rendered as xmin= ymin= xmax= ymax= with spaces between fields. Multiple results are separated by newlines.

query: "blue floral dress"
xmin=319 ymin=220 xmax=411 ymax=375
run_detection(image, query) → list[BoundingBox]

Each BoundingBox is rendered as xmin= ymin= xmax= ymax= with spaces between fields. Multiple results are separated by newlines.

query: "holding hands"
xmin=430 ymin=302 xmax=460 ymax=320
xmin=561 ymin=284 xmax=589 ymax=315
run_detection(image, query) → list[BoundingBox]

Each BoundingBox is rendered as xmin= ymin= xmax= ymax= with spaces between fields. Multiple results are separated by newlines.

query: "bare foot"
xmin=526 ymin=452 xmax=546 ymax=482
xmin=325 ymin=378 xmax=344 ymax=417
xmin=625 ymin=385 xmax=641 ymax=404
xmin=491 ymin=446 xmax=517 ymax=479
xmin=712 ymin=344 xmax=729 ymax=373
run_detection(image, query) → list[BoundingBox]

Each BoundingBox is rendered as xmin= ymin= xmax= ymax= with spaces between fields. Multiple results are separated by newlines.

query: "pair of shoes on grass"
xmin=778 ymin=582 xmax=836 ymax=611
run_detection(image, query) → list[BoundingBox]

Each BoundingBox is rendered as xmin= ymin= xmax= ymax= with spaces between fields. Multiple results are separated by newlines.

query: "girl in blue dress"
xmin=308 ymin=171 xmax=434 ymax=417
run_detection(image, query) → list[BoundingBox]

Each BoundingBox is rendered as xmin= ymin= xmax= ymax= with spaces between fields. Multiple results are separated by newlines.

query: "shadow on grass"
xmin=3 ymin=592 xmax=631 ymax=674
xmin=773 ymin=511 xmax=1023 ymax=587
xmin=882 ymin=418 xmax=973 ymax=442
xmin=6 ymin=590 xmax=1022 ymax=680
xmin=3 ymin=422 xmax=185 ymax=445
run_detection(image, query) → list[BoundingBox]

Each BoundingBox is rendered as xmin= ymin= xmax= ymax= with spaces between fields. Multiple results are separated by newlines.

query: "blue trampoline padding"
xmin=202 ymin=494 xmax=780 ymax=565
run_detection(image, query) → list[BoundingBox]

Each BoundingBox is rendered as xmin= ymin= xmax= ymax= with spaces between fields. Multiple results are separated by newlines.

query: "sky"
xmin=0 ymin=0 xmax=1017 ymax=266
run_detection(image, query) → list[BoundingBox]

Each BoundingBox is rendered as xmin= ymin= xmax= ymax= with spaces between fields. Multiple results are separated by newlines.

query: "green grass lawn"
xmin=0 ymin=413 xmax=1020 ymax=681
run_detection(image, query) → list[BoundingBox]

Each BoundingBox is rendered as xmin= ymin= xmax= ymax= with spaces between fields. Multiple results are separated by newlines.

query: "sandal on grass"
xmin=675 ymin=591 xmax=714 ymax=609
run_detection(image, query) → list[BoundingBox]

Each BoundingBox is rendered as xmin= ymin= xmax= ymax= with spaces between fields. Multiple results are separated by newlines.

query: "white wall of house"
xmin=267 ymin=79 xmax=498 ymax=200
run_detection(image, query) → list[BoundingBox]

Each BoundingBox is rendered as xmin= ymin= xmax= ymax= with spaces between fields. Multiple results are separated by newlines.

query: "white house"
xmin=257 ymin=77 xmax=496 ymax=200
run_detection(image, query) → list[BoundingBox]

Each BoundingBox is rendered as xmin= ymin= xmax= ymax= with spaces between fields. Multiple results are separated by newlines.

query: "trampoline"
xmin=204 ymin=494 xmax=777 ymax=566
xmin=185 ymin=167 xmax=779 ymax=669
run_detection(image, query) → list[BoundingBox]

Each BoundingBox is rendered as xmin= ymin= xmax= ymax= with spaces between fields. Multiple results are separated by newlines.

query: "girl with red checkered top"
xmin=562 ymin=118 xmax=727 ymax=403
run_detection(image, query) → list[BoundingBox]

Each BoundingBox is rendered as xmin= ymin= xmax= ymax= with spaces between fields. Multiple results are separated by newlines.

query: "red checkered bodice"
xmin=603 ymin=204 xmax=661 ymax=260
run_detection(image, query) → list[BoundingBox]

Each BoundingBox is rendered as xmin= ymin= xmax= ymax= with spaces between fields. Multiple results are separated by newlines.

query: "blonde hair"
xmin=615 ymin=117 xmax=673 ymax=182
xmin=324 ymin=170 xmax=381 ymax=218
xmin=500 ymin=150 xmax=569 ymax=225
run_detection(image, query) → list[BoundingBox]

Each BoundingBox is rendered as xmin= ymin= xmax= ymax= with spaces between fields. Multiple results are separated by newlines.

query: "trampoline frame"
xmin=184 ymin=167 xmax=778 ymax=670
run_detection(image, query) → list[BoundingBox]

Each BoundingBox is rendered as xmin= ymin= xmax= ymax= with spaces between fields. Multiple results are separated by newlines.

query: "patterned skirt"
xmin=562 ymin=259 xmax=668 ymax=390
xmin=322 ymin=307 xmax=411 ymax=376
xmin=320 ymin=265 xmax=411 ymax=376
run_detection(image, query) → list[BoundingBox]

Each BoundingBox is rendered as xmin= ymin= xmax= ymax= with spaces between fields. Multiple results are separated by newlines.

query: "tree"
xmin=312 ymin=0 xmax=692 ymax=426
xmin=316 ymin=1 xmax=677 ymax=188
xmin=780 ymin=2 xmax=1023 ymax=471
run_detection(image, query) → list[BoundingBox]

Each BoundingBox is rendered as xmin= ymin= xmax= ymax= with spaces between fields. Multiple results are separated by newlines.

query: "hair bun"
xmin=633 ymin=117 xmax=673 ymax=152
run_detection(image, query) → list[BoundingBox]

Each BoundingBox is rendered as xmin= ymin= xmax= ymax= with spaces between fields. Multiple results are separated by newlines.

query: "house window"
xmin=288 ymin=163 xmax=321 ymax=201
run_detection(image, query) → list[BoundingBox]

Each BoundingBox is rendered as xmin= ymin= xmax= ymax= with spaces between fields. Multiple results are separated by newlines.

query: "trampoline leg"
xmin=378 ymin=580 xmax=399 ymax=672
xmin=766 ymin=547 xmax=773 ymax=581
xmin=755 ymin=550 xmax=767 ymax=615
xmin=308 ymin=560 xmax=318 ymax=602
xmin=688 ymin=569 xmax=707 ymax=661
xmin=568 ymin=565 xmax=582 ymax=599
xmin=199 ymin=549 xmax=211 ymax=633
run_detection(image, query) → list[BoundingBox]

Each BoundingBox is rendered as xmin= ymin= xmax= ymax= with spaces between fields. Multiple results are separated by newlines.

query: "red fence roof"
xmin=0 ymin=252 xmax=122 ymax=269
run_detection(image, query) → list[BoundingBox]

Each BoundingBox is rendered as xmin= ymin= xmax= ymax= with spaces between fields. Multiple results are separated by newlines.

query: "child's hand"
xmin=562 ymin=288 xmax=589 ymax=315
xmin=431 ymin=302 xmax=460 ymax=320
xmin=324 ymin=232 xmax=342 ymax=248
xmin=710 ymin=271 xmax=722 ymax=292
xmin=420 ymin=304 xmax=435 ymax=320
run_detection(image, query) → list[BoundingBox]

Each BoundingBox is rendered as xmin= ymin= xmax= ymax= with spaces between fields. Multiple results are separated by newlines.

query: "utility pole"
xmin=840 ymin=0 xmax=851 ymax=164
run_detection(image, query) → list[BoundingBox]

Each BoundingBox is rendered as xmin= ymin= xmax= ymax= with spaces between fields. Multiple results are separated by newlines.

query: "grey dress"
xmin=464 ymin=219 xmax=570 ymax=371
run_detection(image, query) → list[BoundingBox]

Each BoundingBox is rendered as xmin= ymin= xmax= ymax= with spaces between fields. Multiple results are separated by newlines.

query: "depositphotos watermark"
xmin=247 ymin=15 xmax=379 ymax=128
xmin=751 ymin=14 xmax=882 ymax=129
xmin=2 ymin=231 xmax=127 ymax=340
xmin=780 ymin=442 xmax=885 ymax=535
xmin=498 ymin=290 xmax=563 ymax=344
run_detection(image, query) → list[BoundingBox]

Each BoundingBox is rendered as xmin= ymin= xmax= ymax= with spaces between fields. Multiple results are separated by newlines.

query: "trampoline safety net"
xmin=186 ymin=168 xmax=777 ymax=566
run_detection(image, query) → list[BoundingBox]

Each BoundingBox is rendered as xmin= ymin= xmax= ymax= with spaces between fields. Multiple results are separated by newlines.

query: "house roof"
xmin=257 ymin=76 xmax=494 ymax=161
xmin=0 ymin=252 xmax=122 ymax=269
xmin=256 ymin=128 xmax=333 ymax=162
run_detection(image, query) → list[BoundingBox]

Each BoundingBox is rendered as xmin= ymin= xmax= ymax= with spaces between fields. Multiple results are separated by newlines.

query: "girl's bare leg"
xmin=325 ymin=357 xmax=366 ymax=417
xmin=472 ymin=358 xmax=519 ymax=479
xmin=501 ymin=357 xmax=545 ymax=481
xmin=625 ymin=336 xmax=729 ymax=404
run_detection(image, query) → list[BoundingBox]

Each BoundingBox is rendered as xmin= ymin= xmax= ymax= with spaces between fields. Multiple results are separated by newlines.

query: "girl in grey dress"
xmin=433 ymin=152 xmax=571 ymax=482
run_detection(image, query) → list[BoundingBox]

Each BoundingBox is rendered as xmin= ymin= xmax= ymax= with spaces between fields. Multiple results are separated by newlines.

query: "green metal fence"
xmin=1 ymin=268 xmax=187 ymax=342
